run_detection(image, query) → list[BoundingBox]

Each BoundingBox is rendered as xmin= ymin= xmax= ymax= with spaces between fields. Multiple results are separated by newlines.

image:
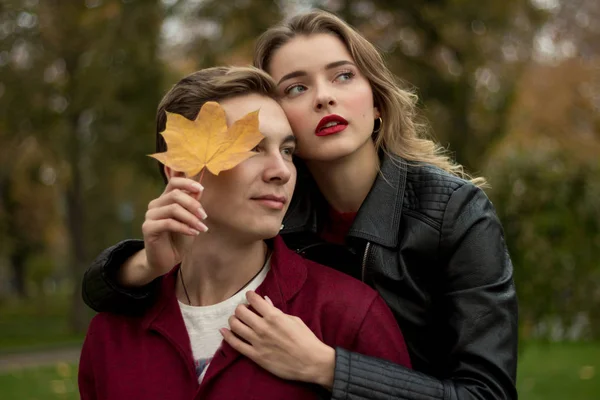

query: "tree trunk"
xmin=66 ymin=113 xmax=88 ymax=333
xmin=2 ymin=174 xmax=29 ymax=298
xmin=9 ymin=249 xmax=28 ymax=298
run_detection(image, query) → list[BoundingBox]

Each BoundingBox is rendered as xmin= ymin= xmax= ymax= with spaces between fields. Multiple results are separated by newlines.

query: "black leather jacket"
xmin=83 ymin=155 xmax=518 ymax=400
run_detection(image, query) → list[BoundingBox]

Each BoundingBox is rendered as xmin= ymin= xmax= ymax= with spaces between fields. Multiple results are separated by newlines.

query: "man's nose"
xmin=263 ymin=153 xmax=292 ymax=184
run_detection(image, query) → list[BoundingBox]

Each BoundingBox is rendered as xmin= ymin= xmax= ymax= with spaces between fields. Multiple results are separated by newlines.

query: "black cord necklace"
xmin=179 ymin=248 xmax=272 ymax=306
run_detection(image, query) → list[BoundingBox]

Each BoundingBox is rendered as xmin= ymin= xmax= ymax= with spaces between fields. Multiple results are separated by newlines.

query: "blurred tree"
xmin=487 ymin=146 xmax=600 ymax=340
xmin=330 ymin=0 xmax=548 ymax=171
xmin=0 ymin=0 xmax=164 ymax=331
xmin=0 ymin=137 xmax=61 ymax=298
xmin=486 ymin=58 xmax=600 ymax=339
xmin=163 ymin=0 xmax=546 ymax=171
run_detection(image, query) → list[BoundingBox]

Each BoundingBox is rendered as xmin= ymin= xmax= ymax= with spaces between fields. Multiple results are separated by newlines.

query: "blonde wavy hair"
xmin=254 ymin=10 xmax=485 ymax=186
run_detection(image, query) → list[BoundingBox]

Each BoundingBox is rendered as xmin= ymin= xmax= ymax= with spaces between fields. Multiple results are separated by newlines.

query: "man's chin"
xmin=248 ymin=224 xmax=283 ymax=241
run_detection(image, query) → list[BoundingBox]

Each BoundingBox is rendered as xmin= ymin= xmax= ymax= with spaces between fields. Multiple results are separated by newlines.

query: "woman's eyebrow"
xmin=325 ymin=60 xmax=355 ymax=70
xmin=277 ymin=71 xmax=306 ymax=86
xmin=277 ymin=60 xmax=356 ymax=86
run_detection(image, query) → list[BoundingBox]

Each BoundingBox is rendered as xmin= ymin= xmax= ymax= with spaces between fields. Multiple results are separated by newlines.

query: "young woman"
xmin=83 ymin=10 xmax=518 ymax=400
xmin=79 ymin=66 xmax=411 ymax=400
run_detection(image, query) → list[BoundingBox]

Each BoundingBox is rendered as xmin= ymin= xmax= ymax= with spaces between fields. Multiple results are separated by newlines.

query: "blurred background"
xmin=0 ymin=0 xmax=598 ymax=398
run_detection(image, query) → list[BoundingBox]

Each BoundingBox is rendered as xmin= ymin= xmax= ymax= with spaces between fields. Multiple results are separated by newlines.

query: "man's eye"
xmin=282 ymin=147 xmax=295 ymax=157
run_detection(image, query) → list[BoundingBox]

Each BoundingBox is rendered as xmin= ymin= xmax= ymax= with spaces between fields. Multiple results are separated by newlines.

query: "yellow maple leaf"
xmin=149 ymin=101 xmax=264 ymax=177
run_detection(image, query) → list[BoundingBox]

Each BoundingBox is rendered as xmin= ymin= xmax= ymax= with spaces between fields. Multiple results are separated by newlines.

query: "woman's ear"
xmin=374 ymin=106 xmax=381 ymax=119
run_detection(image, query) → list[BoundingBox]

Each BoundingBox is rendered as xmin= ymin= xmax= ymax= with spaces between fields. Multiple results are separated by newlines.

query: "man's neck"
xmin=306 ymin=140 xmax=380 ymax=213
xmin=177 ymin=234 xmax=267 ymax=307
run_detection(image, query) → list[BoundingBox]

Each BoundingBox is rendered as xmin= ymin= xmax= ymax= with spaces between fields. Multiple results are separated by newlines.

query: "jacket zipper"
xmin=361 ymin=242 xmax=371 ymax=282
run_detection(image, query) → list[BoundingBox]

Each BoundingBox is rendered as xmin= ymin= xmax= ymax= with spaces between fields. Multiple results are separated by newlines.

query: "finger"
xmin=142 ymin=218 xmax=202 ymax=238
xmin=234 ymin=303 xmax=265 ymax=331
xmin=163 ymin=177 xmax=203 ymax=196
xmin=228 ymin=315 xmax=258 ymax=344
xmin=150 ymin=190 xmax=207 ymax=222
xmin=220 ymin=328 xmax=257 ymax=358
xmin=265 ymin=296 xmax=274 ymax=307
xmin=150 ymin=189 xmax=207 ymax=221
xmin=246 ymin=291 xmax=278 ymax=318
xmin=146 ymin=204 xmax=208 ymax=232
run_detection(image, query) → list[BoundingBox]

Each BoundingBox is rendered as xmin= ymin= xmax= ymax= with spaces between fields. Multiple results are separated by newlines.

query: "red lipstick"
xmin=315 ymin=115 xmax=348 ymax=136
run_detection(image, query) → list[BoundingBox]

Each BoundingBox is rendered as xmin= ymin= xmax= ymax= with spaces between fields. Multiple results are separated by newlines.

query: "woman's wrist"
xmin=116 ymin=249 xmax=155 ymax=287
xmin=308 ymin=345 xmax=336 ymax=390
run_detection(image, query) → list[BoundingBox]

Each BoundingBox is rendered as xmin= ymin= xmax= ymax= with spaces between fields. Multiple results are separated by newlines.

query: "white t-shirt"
xmin=178 ymin=261 xmax=270 ymax=384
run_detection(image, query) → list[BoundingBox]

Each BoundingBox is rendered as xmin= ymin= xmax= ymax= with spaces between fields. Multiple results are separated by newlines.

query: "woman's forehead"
xmin=268 ymin=33 xmax=354 ymax=78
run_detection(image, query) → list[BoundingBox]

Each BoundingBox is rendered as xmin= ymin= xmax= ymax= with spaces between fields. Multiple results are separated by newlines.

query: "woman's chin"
xmin=298 ymin=138 xmax=375 ymax=164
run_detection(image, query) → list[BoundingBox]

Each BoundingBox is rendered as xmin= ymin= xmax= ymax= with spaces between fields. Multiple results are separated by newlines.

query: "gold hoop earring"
xmin=373 ymin=117 xmax=383 ymax=134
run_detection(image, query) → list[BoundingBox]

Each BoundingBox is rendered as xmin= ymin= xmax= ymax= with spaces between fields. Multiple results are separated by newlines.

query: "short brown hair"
xmin=155 ymin=66 xmax=277 ymax=182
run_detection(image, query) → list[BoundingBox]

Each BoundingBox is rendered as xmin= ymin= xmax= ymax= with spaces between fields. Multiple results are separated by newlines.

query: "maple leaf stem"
xmin=199 ymin=168 xmax=205 ymax=184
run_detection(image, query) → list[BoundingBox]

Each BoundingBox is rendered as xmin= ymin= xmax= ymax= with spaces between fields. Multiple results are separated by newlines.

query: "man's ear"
xmin=164 ymin=165 xmax=185 ymax=181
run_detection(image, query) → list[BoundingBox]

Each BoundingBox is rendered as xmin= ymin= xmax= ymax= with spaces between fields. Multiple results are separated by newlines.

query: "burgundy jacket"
xmin=78 ymin=236 xmax=411 ymax=400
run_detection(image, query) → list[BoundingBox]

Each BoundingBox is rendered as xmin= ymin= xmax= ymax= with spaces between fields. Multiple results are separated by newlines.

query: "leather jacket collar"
xmin=282 ymin=154 xmax=408 ymax=248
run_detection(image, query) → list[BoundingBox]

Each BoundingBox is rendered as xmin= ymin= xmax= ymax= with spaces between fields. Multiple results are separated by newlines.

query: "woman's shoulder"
xmin=392 ymin=157 xmax=487 ymax=227
xmin=403 ymin=159 xmax=470 ymax=187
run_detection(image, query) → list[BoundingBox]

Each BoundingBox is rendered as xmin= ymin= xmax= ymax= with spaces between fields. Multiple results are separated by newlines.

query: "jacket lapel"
xmin=282 ymin=154 xmax=408 ymax=249
xmin=142 ymin=269 xmax=197 ymax=382
xmin=347 ymin=155 xmax=407 ymax=248
xmin=198 ymin=236 xmax=307 ymax=389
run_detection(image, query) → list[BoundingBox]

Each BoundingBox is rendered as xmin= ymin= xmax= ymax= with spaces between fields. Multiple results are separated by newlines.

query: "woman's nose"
xmin=313 ymin=83 xmax=336 ymax=111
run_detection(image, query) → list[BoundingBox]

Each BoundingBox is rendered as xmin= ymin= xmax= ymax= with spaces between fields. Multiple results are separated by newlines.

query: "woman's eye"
xmin=335 ymin=71 xmax=354 ymax=82
xmin=251 ymin=145 xmax=261 ymax=152
xmin=285 ymin=84 xmax=307 ymax=96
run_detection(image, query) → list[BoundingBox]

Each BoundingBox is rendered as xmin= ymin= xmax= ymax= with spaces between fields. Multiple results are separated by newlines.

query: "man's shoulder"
xmin=87 ymin=310 xmax=145 ymax=338
xmin=273 ymin=236 xmax=376 ymax=301
xmin=301 ymin=258 xmax=378 ymax=303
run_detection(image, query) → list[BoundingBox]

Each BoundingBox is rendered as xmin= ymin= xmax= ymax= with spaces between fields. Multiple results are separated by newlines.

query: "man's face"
xmin=187 ymin=94 xmax=297 ymax=242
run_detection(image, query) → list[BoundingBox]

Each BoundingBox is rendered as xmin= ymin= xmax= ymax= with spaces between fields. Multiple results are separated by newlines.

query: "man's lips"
xmin=315 ymin=114 xmax=348 ymax=136
xmin=251 ymin=195 xmax=287 ymax=210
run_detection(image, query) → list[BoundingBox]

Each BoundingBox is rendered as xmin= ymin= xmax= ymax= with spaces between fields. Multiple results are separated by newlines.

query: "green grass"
xmin=517 ymin=341 xmax=600 ymax=399
xmin=0 ymin=293 xmax=86 ymax=353
xmin=0 ymin=341 xmax=598 ymax=399
xmin=0 ymin=363 xmax=78 ymax=400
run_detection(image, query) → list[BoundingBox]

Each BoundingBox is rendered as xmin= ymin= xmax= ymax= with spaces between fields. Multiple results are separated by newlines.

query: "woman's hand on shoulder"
xmin=220 ymin=291 xmax=335 ymax=390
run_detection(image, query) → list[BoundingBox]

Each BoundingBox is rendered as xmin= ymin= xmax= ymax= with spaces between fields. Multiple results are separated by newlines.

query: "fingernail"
xmin=194 ymin=183 xmax=204 ymax=192
xmin=198 ymin=208 xmax=208 ymax=220
xmin=190 ymin=229 xmax=200 ymax=236
xmin=265 ymin=296 xmax=273 ymax=306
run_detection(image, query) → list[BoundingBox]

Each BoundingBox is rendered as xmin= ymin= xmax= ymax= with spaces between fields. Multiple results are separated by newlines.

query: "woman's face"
xmin=268 ymin=33 xmax=380 ymax=162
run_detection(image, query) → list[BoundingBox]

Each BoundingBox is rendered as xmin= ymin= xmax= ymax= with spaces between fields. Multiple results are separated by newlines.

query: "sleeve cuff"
xmin=331 ymin=348 xmax=351 ymax=400
xmin=82 ymin=239 xmax=158 ymax=313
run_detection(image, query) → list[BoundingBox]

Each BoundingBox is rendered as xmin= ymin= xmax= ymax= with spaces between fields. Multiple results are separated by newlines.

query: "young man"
xmin=78 ymin=66 xmax=410 ymax=400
